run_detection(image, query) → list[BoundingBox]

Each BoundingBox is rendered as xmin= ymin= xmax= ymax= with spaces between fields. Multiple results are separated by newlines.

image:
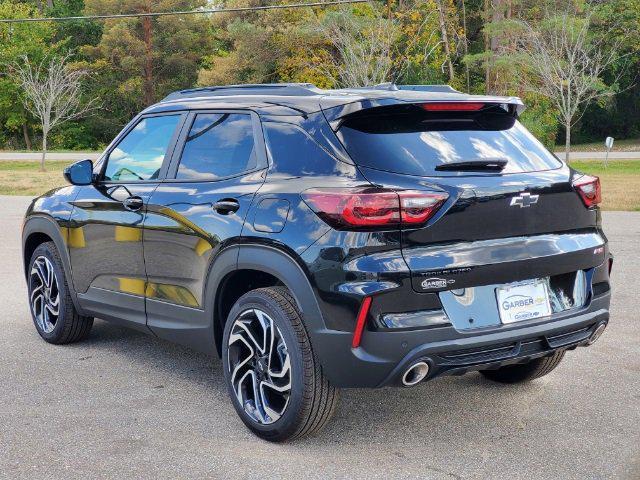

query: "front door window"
xmin=104 ymin=115 xmax=181 ymax=182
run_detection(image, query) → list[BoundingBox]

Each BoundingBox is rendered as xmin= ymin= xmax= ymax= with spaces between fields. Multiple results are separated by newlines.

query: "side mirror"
xmin=63 ymin=159 xmax=94 ymax=186
xmin=605 ymin=136 xmax=614 ymax=150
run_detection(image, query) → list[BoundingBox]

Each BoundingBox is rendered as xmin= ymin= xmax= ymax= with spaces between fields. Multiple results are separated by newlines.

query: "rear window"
xmin=336 ymin=106 xmax=561 ymax=176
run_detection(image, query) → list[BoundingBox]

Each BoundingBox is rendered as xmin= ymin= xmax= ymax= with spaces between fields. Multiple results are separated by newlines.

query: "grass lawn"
xmin=0 ymin=161 xmax=70 ymax=196
xmin=0 ymin=149 xmax=102 ymax=154
xmin=0 ymin=159 xmax=638 ymax=211
xmin=570 ymin=160 xmax=640 ymax=211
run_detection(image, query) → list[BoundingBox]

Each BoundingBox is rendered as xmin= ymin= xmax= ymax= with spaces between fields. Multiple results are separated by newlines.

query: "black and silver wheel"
xmin=30 ymin=255 xmax=60 ymax=334
xmin=227 ymin=307 xmax=292 ymax=424
xmin=222 ymin=287 xmax=338 ymax=442
xmin=27 ymin=242 xmax=93 ymax=344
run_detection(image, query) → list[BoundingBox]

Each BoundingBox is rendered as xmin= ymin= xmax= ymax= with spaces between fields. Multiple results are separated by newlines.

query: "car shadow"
xmin=74 ymin=319 xmax=552 ymax=447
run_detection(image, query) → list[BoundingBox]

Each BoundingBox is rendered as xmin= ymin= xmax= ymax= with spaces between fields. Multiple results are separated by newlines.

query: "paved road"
xmin=0 ymin=152 xmax=101 ymax=161
xmin=1 ymin=196 xmax=638 ymax=480
xmin=1 ymin=150 xmax=639 ymax=162
xmin=554 ymin=151 xmax=640 ymax=160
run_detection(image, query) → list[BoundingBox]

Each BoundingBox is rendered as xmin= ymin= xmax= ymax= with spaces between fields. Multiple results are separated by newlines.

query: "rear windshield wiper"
xmin=435 ymin=158 xmax=508 ymax=172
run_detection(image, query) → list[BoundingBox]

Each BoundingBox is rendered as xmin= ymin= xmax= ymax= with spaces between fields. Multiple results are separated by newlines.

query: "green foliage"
xmin=81 ymin=0 xmax=214 ymax=135
xmin=0 ymin=1 xmax=59 ymax=148
xmin=0 ymin=0 xmax=638 ymax=150
xmin=49 ymin=122 xmax=102 ymax=150
xmin=519 ymin=94 xmax=559 ymax=150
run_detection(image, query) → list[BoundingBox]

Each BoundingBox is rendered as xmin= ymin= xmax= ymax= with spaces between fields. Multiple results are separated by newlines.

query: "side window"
xmin=176 ymin=113 xmax=257 ymax=180
xmin=104 ymin=115 xmax=181 ymax=182
xmin=263 ymin=122 xmax=342 ymax=175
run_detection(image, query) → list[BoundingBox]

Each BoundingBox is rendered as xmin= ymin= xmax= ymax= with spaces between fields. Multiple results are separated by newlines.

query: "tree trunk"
xmin=22 ymin=124 xmax=32 ymax=150
xmin=46 ymin=0 xmax=54 ymax=8
xmin=484 ymin=0 xmax=491 ymax=93
xmin=565 ymin=121 xmax=571 ymax=163
xmin=142 ymin=16 xmax=154 ymax=106
xmin=461 ymin=0 xmax=470 ymax=92
xmin=435 ymin=0 xmax=455 ymax=82
xmin=41 ymin=132 xmax=47 ymax=172
xmin=487 ymin=0 xmax=504 ymax=94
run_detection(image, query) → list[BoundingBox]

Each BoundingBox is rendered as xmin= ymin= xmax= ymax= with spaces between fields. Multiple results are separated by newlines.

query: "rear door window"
xmin=176 ymin=113 xmax=257 ymax=180
xmin=336 ymin=106 xmax=561 ymax=176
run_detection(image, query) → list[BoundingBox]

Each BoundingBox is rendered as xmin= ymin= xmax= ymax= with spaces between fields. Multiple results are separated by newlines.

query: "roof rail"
xmin=162 ymin=83 xmax=321 ymax=101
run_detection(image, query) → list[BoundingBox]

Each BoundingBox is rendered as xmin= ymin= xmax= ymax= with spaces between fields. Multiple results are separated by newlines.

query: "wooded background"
xmin=0 ymin=0 xmax=638 ymax=151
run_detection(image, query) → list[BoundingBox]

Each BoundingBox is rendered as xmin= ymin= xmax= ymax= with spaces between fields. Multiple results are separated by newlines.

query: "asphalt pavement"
xmin=1 ymin=195 xmax=638 ymax=480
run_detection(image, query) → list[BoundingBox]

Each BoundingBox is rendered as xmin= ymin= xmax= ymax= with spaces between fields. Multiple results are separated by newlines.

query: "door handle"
xmin=213 ymin=198 xmax=240 ymax=214
xmin=123 ymin=196 xmax=144 ymax=211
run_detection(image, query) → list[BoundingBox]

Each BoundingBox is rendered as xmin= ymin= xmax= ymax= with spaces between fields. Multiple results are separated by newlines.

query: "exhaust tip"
xmin=587 ymin=323 xmax=607 ymax=345
xmin=401 ymin=361 xmax=430 ymax=387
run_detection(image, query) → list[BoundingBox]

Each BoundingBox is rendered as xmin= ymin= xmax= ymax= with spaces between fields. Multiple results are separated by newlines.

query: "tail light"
xmin=421 ymin=102 xmax=485 ymax=112
xmin=573 ymin=175 xmax=601 ymax=208
xmin=301 ymin=188 xmax=448 ymax=230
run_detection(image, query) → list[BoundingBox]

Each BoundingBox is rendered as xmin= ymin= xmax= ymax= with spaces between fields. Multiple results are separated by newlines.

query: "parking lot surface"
xmin=1 ymin=195 xmax=638 ymax=479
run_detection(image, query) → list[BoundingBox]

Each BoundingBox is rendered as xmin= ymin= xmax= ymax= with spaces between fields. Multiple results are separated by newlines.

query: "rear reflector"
xmin=421 ymin=102 xmax=485 ymax=112
xmin=352 ymin=297 xmax=372 ymax=348
xmin=573 ymin=175 xmax=601 ymax=208
xmin=301 ymin=188 xmax=448 ymax=230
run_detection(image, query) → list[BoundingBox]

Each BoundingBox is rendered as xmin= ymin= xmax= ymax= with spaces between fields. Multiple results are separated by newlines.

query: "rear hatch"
xmin=331 ymin=101 xmax=606 ymax=293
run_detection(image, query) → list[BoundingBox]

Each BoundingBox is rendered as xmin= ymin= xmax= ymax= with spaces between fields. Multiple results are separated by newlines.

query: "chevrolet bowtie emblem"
xmin=510 ymin=192 xmax=539 ymax=208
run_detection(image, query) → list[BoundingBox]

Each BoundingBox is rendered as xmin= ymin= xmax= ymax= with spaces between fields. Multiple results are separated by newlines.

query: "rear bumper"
xmin=313 ymin=290 xmax=610 ymax=388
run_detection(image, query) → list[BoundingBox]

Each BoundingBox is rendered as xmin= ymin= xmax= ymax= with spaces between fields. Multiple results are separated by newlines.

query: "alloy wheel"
xmin=227 ymin=308 xmax=292 ymax=425
xmin=29 ymin=256 xmax=60 ymax=334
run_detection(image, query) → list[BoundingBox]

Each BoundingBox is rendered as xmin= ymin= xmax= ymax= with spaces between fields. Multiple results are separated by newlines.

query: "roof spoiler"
xmin=321 ymin=95 xmax=526 ymax=130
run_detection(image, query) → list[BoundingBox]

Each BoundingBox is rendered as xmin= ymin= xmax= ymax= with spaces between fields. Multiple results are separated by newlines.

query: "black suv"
xmin=22 ymin=83 xmax=612 ymax=441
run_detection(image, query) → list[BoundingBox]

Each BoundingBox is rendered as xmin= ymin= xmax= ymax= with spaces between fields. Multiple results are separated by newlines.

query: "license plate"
xmin=496 ymin=280 xmax=551 ymax=324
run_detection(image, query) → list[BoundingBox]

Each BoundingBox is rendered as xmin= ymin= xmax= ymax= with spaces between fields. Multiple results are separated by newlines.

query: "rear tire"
xmin=222 ymin=286 xmax=338 ymax=442
xmin=27 ymin=241 xmax=93 ymax=344
xmin=480 ymin=350 xmax=566 ymax=384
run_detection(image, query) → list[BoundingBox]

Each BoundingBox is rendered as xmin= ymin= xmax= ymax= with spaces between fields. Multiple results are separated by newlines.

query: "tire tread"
xmin=29 ymin=242 xmax=93 ymax=344
xmin=224 ymin=286 xmax=338 ymax=442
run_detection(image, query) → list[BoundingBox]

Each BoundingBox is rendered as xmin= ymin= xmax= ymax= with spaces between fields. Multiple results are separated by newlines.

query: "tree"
xmin=82 ymin=0 xmax=212 ymax=138
xmin=434 ymin=0 xmax=454 ymax=81
xmin=317 ymin=11 xmax=399 ymax=87
xmin=197 ymin=0 xmax=327 ymax=87
xmin=12 ymin=54 xmax=97 ymax=171
xmin=314 ymin=6 xmax=441 ymax=88
xmin=0 ymin=0 xmax=58 ymax=149
xmin=510 ymin=10 xmax=627 ymax=161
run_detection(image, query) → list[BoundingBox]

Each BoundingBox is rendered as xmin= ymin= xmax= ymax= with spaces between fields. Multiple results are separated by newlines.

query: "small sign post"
xmin=604 ymin=136 xmax=614 ymax=168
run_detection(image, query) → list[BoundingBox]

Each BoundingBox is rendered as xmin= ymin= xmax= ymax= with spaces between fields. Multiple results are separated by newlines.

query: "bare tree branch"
xmin=507 ymin=10 xmax=629 ymax=162
xmin=11 ymin=53 xmax=99 ymax=171
xmin=312 ymin=8 xmax=440 ymax=88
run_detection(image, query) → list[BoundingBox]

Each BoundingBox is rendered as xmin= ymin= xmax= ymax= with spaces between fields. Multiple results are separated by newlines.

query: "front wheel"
xmin=222 ymin=287 xmax=338 ymax=442
xmin=27 ymin=241 xmax=93 ymax=344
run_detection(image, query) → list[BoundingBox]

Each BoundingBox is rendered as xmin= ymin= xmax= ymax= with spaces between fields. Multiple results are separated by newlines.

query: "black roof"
xmin=146 ymin=83 xmax=525 ymax=118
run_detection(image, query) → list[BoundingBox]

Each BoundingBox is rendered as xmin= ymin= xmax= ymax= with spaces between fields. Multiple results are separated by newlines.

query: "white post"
xmin=604 ymin=136 xmax=614 ymax=168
